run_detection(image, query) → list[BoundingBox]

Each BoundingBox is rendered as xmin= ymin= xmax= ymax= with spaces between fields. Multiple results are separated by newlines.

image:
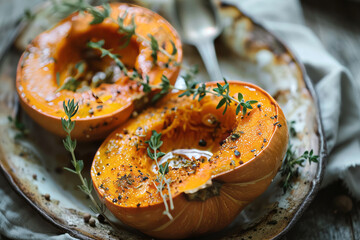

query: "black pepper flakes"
xmin=137 ymin=203 xmax=141 ymax=207
xmin=251 ymin=149 xmax=256 ymax=152
xmin=273 ymin=121 xmax=280 ymax=126
xmin=97 ymin=172 xmax=101 ymax=176
xmin=234 ymin=150 xmax=241 ymax=157
xmin=263 ymin=139 xmax=267 ymax=143
xmin=239 ymin=160 xmax=244 ymax=165
xmin=118 ymin=195 xmax=122 ymax=200
xmin=112 ymin=198 xmax=118 ymax=203
xmin=198 ymin=139 xmax=207 ymax=147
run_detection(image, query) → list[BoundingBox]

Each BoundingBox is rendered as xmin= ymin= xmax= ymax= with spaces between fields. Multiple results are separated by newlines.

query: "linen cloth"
xmin=1 ymin=0 xmax=360 ymax=239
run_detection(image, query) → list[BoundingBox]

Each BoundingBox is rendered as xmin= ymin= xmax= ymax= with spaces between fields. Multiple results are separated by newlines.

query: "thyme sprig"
xmin=146 ymin=130 xmax=174 ymax=220
xmin=87 ymin=41 xmax=258 ymax=116
xmin=117 ymin=10 xmax=136 ymax=48
xmin=179 ymin=78 xmax=258 ymax=115
xmin=280 ymin=121 xmax=319 ymax=193
xmin=61 ymin=100 xmax=107 ymax=215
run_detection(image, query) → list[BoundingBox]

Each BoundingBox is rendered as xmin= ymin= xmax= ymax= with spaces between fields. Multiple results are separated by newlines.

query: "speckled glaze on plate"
xmin=0 ymin=1 xmax=326 ymax=239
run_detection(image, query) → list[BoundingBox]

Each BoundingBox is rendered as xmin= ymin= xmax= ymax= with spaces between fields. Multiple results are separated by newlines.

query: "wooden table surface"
xmin=287 ymin=0 xmax=360 ymax=239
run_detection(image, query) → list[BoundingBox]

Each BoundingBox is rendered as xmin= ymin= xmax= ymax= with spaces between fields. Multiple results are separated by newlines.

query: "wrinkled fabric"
xmin=0 ymin=0 xmax=360 ymax=239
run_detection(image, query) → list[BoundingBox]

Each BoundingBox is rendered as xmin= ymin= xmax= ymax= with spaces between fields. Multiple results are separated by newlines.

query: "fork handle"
xmin=195 ymin=40 xmax=223 ymax=82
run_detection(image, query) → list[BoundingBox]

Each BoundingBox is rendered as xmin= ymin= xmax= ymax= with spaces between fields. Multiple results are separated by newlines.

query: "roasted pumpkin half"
xmin=16 ymin=3 xmax=182 ymax=141
xmin=91 ymin=81 xmax=288 ymax=239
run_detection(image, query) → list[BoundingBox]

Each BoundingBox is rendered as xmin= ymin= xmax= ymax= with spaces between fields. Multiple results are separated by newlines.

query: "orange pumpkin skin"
xmin=91 ymin=81 xmax=288 ymax=239
xmin=16 ymin=3 xmax=182 ymax=141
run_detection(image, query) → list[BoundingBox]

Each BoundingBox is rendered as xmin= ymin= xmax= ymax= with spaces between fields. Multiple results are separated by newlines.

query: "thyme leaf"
xmin=56 ymin=77 xmax=81 ymax=93
xmin=148 ymin=34 xmax=159 ymax=65
xmin=75 ymin=61 xmax=85 ymax=74
xmin=170 ymin=40 xmax=177 ymax=56
xmin=88 ymin=3 xmax=111 ymax=25
xmin=289 ymin=120 xmax=297 ymax=137
xmin=56 ymin=72 xmax=60 ymax=86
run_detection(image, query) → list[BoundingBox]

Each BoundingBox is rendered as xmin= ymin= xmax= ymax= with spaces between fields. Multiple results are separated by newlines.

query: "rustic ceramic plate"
xmin=0 ymin=1 xmax=326 ymax=239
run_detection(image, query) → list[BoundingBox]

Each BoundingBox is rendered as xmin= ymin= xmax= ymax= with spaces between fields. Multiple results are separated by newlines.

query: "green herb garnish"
xmin=280 ymin=121 xmax=319 ymax=193
xmin=61 ymin=100 xmax=106 ymax=215
xmin=56 ymin=72 xmax=60 ymax=86
xmin=75 ymin=3 xmax=178 ymax=65
xmin=148 ymin=34 xmax=159 ymax=65
xmin=146 ymin=130 xmax=173 ymax=219
xmin=56 ymin=77 xmax=80 ymax=93
xmin=88 ymin=3 xmax=110 ymax=25
xmin=87 ymin=40 xmax=259 ymax=116
xmin=289 ymin=120 xmax=297 ymax=137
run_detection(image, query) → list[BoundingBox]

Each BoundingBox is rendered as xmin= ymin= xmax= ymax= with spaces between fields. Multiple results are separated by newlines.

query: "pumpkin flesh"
xmin=91 ymin=81 xmax=288 ymax=239
xmin=16 ymin=3 xmax=182 ymax=140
